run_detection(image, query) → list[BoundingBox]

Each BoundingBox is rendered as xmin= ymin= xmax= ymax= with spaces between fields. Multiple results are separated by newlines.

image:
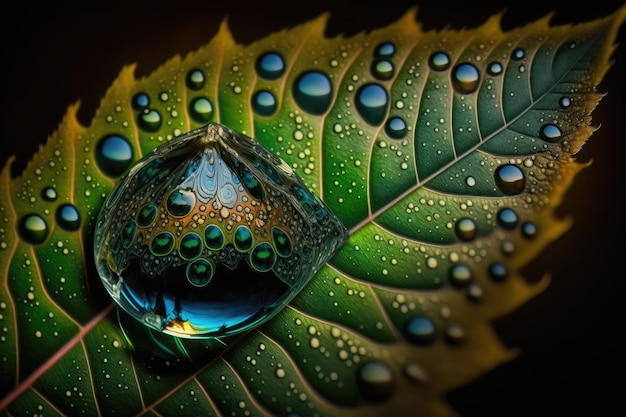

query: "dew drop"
xmin=137 ymin=109 xmax=163 ymax=132
xmin=189 ymin=97 xmax=214 ymax=124
xmin=444 ymin=324 xmax=465 ymax=345
xmin=371 ymin=59 xmax=394 ymax=80
xmin=255 ymin=52 xmax=285 ymax=80
xmin=384 ymin=117 xmax=407 ymax=139
xmin=234 ymin=225 xmax=254 ymax=252
xmin=355 ymin=83 xmax=388 ymax=126
xmin=404 ymin=362 xmax=428 ymax=383
xmin=495 ymin=164 xmax=525 ymax=195
xmin=150 ymin=231 xmax=175 ymax=256
xmin=18 ymin=214 xmax=49 ymax=245
xmin=95 ymin=135 xmax=134 ymax=178
xmin=428 ymin=51 xmax=450 ymax=71
xmin=404 ymin=316 xmax=436 ymax=345
xmin=204 ymin=224 xmax=225 ymax=250
xmin=131 ymin=93 xmax=150 ymax=111
xmin=488 ymin=262 xmax=507 ymax=282
xmin=539 ymin=124 xmax=562 ymax=142
xmin=521 ymin=221 xmax=538 ymax=239
xmin=452 ymin=63 xmax=480 ymax=94
xmin=166 ymin=189 xmax=196 ymax=217
xmin=467 ymin=283 xmax=483 ymax=302
xmin=465 ymin=176 xmax=476 ymax=187
xmin=449 ymin=264 xmax=472 ymax=288
xmin=356 ymin=361 xmax=395 ymax=402
xmin=559 ymin=96 xmax=572 ymax=109
xmin=137 ymin=204 xmax=158 ymax=227
xmin=55 ymin=204 xmax=81 ymax=232
xmin=512 ymin=48 xmax=525 ymax=60
xmin=187 ymin=259 xmax=213 ymax=287
xmin=251 ymin=90 xmax=277 ymax=116
xmin=41 ymin=186 xmax=58 ymax=202
xmin=249 ymin=242 xmax=276 ymax=272
xmin=374 ymin=42 xmax=395 ymax=58
xmin=185 ymin=69 xmax=206 ymax=90
xmin=179 ymin=232 xmax=203 ymax=260
xmin=496 ymin=207 xmax=518 ymax=230
xmin=292 ymin=71 xmax=333 ymax=115
xmin=487 ymin=61 xmax=503 ymax=76
xmin=455 ymin=218 xmax=477 ymax=241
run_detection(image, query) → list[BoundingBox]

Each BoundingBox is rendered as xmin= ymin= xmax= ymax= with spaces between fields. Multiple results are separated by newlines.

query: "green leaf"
xmin=1 ymin=4 xmax=625 ymax=417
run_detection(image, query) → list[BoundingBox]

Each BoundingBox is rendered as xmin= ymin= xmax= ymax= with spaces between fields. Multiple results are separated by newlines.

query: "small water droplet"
xmin=488 ymin=262 xmax=507 ymax=282
xmin=356 ymin=361 xmax=395 ymax=402
xmin=559 ymin=96 xmax=571 ymax=109
xmin=521 ymin=221 xmax=538 ymax=239
xmin=189 ymin=97 xmax=214 ymax=124
xmin=41 ymin=187 xmax=57 ymax=202
xmin=487 ymin=61 xmax=503 ymax=76
xmin=384 ymin=117 xmax=407 ymax=139
xmin=404 ymin=316 xmax=436 ymax=345
xmin=497 ymin=207 xmax=518 ymax=230
xmin=18 ymin=214 xmax=49 ymax=245
xmin=131 ymin=93 xmax=150 ymax=111
xmin=95 ymin=135 xmax=134 ymax=178
xmin=371 ymin=59 xmax=394 ymax=80
xmin=186 ymin=69 xmax=206 ymax=90
xmin=465 ymin=176 xmax=476 ymax=187
xmin=428 ymin=51 xmax=450 ymax=71
xmin=444 ymin=324 xmax=465 ymax=345
xmin=467 ymin=283 xmax=483 ymax=302
xmin=512 ymin=48 xmax=525 ymax=60
xmin=449 ymin=264 xmax=472 ymax=288
xmin=56 ymin=204 xmax=81 ymax=232
xmin=251 ymin=90 xmax=277 ymax=116
xmin=452 ymin=63 xmax=480 ymax=94
xmin=374 ymin=42 xmax=395 ymax=58
xmin=256 ymin=52 xmax=285 ymax=80
xmin=137 ymin=109 xmax=163 ymax=132
xmin=404 ymin=362 xmax=428 ymax=383
xmin=539 ymin=124 xmax=562 ymax=142
xmin=355 ymin=83 xmax=388 ymax=126
xmin=455 ymin=218 xmax=477 ymax=241
xmin=495 ymin=164 xmax=525 ymax=195
xmin=292 ymin=71 xmax=333 ymax=115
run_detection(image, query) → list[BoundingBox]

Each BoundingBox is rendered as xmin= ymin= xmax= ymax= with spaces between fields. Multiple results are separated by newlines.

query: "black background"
xmin=2 ymin=1 xmax=624 ymax=416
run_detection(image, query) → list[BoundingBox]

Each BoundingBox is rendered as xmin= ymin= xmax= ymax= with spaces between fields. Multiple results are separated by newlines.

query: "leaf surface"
xmin=1 ymin=5 xmax=625 ymax=417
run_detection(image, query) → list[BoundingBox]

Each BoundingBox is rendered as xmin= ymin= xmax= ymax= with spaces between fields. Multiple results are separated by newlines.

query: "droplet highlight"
xmin=356 ymin=361 xmax=395 ymax=402
xmin=189 ymin=97 xmax=214 ymax=124
xmin=56 ymin=204 xmax=81 ymax=232
xmin=256 ymin=52 xmax=285 ymax=80
xmin=452 ymin=63 xmax=480 ymax=94
xmin=18 ymin=214 xmax=49 ymax=245
xmin=292 ymin=71 xmax=333 ymax=115
xmin=355 ymin=83 xmax=388 ymax=126
xmin=95 ymin=135 xmax=134 ymax=178
xmin=428 ymin=51 xmax=450 ymax=71
xmin=495 ymin=164 xmax=525 ymax=195
xmin=251 ymin=90 xmax=277 ymax=116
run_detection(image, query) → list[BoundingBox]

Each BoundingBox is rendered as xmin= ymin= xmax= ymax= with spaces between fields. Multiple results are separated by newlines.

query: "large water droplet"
xmin=374 ymin=42 xmax=395 ymax=58
xmin=189 ymin=97 xmax=214 ymax=124
xmin=256 ymin=52 xmax=285 ymax=80
xmin=56 ymin=203 xmax=81 ymax=231
xmin=449 ymin=264 xmax=472 ymax=288
xmin=539 ymin=124 xmax=562 ymax=142
xmin=404 ymin=316 xmax=436 ymax=345
xmin=455 ymin=218 xmax=477 ymax=241
xmin=487 ymin=62 xmax=503 ymax=76
xmin=521 ymin=222 xmax=538 ymax=239
xmin=385 ymin=117 xmax=407 ymax=139
xmin=18 ymin=214 xmax=49 ymax=245
xmin=497 ymin=207 xmax=518 ymax=230
xmin=495 ymin=164 xmax=525 ymax=195
xmin=95 ymin=135 xmax=134 ymax=178
xmin=356 ymin=361 xmax=395 ymax=402
xmin=137 ymin=109 xmax=163 ymax=132
xmin=251 ymin=90 xmax=277 ymax=116
xmin=93 ymin=123 xmax=349 ymax=339
xmin=186 ymin=69 xmax=206 ymax=90
xmin=292 ymin=71 xmax=333 ymax=115
xmin=429 ymin=51 xmax=450 ymax=71
xmin=559 ymin=96 xmax=572 ymax=109
xmin=512 ymin=48 xmax=525 ymax=60
xmin=371 ymin=59 xmax=394 ymax=80
xmin=355 ymin=83 xmax=388 ymax=126
xmin=452 ymin=63 xmax=480 ymax=94
xmin=131 ymin=93 xmax=150 ymax=111
xmin=488 ymin=262 xmax=507 ymax=282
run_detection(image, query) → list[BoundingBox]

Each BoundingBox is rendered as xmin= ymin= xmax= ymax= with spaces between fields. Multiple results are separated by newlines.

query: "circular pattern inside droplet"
xmin=356 ymin=361 xmax=395 ymax=403
xmin=186 ymin=69 xmax=206 ymax=90
xmin=455 ymin=218 xmax=477 ymax=241
xmin=186 ymin=258 xmax=213 ymax=287
xmin=41 ymin=186 xmax=57 ymax=202
xmin=121 ymin=221 xmax=137 ymax=248
xmin=179 ymin=232 xmax=203 ymax=260
xmin=272 ymin=227 xmax=292 ymax=257
xmin=189 ymin=97 xmax=214 ymax=124
xmin=251 ymin=90 xmax=277 ymax=116
xmin=256 ymin=52 xmax=285 ymax=80
xmin=497 ymin=207 xmax=519 ymax=229
xmin=137 ymin=109 xmax=163 ymax=132
xmin=385 ymin=116 xmax=407 ymax=139
xmin=292 ymin=70 xmax=333 ymax=115
xmin=131 ymin=93 xmax=150 ymax=111
xmin=495 ymin=164 xmax=525 ymax=195
xmin=95 ymin=135 xmax=134 ymax=178
xmin=204 ymin=224 xmax=224 ymax=250
xmin=355 ymin=83 xmax=388 ymax=126
xmin=452 ymin=63 xmax=480 ymax=94
xmin=150 ymin=231 xmax=175 ymax=255
xmin=371 ymin=59 xmax=394 ymax=80
xmin=137 ymin=203 xmax=158 ymax=227
xmin=56 ymin=203 xmax=81 ymax=231
xmin=449 ymin=264 xmax=472 ymax=288
xmin=428 ymin=51 xmax=450 ymax=71
xmin=539 ymin=124 xmax=562 ymax=142
xmin=234 ymin=225 xmax=253 ymax=252
xmin=249 ymin=242 xmax=276 ymax=272
xmin=18 ymin=214 xmax=49 ymax=245
xmin=404 ymin=316 xmax=436 ymax=345
xmin=166 ymin=189 xmax=196 ymax=217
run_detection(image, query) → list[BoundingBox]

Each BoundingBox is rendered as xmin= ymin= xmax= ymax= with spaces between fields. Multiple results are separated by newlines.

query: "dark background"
xmin=2 ymin=1 xmax=624 ymax=415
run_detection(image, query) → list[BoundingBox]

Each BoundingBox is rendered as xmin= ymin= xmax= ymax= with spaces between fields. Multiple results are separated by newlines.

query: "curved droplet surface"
xmin=18 ymin=214 xmax=49 ymax=245
xmin=94 ymin=122 xmax=349 ymax=339
xmin=56 ymin=203 xmax=81 ymax=232
xmin=495 ymin=164 xmax=525 ymax=195
xmin=137 ymin=109 xmax=163 ymax=132
xmin=452 ymin=63 xmax=480 ymax=94
xmin=404 ymin=316 xmax=436 ymax=345
xmin=255 ymin=52 xmax=285 ymax=80
xmin=41 ymin=186 xmax=58 ymax=202
xmin=252 ymin=90 xmax=278 ymax=116
xmin=95 ymin=135 xmax=134 ymax=178
xmin=371 ymin=59 xmax=394 ymax=80
xmin=385 ymin=116 xmax=407 ymax=139
xmin=292 ymin=71 xmax=333 ymax=115
xmin=455 ymin=218 xmax=477 ymax=241
xmin=356 ymin=361 xmax=395 ymax=402
xmin=539 ymin=124 xmax=562 ymax=142
xmin=186 ymin=69 xmax=206 ymax=90
xmin=355 ymin=83 xmax=388 ymax=126
xmin=189 ymin=97 xmax=214 ymax=124
xmin=428 ymin=51 xmax=450 ymax=71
